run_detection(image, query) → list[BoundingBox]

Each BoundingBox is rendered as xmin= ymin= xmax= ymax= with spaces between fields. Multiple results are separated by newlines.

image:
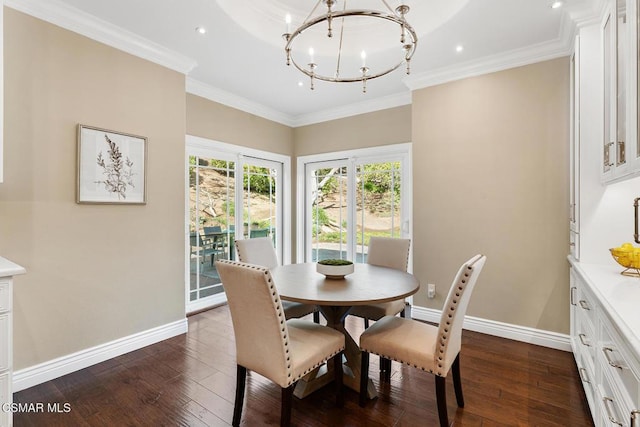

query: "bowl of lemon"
xmin=610 ymin=243 xmax=640 ymax=276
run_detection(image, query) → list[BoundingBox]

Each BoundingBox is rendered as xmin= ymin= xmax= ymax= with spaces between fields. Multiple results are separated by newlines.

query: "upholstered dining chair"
xmin=235 ymin=237 xmax=320 ymax=322
xmin=216 ymin=260 xmax=345 ymax=427
xmin=359 ymin=254 xmax=487 ymax=427
xmin=349 ymin=237 xmax=411 ymax=328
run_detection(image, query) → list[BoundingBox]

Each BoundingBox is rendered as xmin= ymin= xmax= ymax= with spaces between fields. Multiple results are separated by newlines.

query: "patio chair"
xmin=190 ymin=232 xmax=219 ymax=266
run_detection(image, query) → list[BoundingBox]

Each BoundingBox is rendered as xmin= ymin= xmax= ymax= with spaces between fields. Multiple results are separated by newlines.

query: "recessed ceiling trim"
xmin=5 ymin=0 xmax=197 ymax=74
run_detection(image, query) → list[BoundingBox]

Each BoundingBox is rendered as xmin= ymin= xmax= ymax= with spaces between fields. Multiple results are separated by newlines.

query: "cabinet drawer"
xmin=0 ymin=281 xmax=10 ymax=314
xmin=598 ymin=368 xmax=630 ymax=427
xmin=576 ymin=309 xmax=596 ymax=368
xmin=576 ymin=347 xmax=597 ymax=416
xmin=0 ymin=314 xmax=8 ymax=372
xmin=577 ymin=283 xmax=597 ymax=330
xmin=600 ymin=318 xmax=640 ymax=408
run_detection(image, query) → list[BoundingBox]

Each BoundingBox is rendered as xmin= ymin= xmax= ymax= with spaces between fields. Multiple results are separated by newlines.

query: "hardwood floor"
xmin=14 ymin=305 xmax=593 ymax=426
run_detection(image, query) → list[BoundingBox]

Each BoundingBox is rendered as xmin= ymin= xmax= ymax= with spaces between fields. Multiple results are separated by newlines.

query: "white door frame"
xmin=296 ymin=143 xmax=413 ymax=272
xmin=185 ymin=135 xmax=291 ymax=313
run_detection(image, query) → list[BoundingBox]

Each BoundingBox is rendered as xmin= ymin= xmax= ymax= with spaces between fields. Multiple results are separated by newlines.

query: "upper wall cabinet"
xmin=602 ymin=0 xmax=640 ymax=183
xmin=570 ymin=37 xmax=581 ymax=260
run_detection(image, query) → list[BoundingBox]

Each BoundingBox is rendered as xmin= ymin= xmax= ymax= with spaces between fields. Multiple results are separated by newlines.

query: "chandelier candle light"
xmin=283 ymin=0 xmax=418 ymax=93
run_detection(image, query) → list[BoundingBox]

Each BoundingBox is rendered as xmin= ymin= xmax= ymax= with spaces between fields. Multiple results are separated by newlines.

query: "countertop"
xmin=0 ymin=257 xmax=26 ymax=277
xmin=569 ymin=257 xmax=640 ymax=359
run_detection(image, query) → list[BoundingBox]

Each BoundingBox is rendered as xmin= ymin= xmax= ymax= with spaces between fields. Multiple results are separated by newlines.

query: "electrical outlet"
xmin=427 ymin=283 xmax=436 ymax=299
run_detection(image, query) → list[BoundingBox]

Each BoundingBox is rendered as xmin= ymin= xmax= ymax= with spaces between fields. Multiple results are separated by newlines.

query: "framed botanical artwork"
xmin=76 ymin=124 xmax=147 ymax=204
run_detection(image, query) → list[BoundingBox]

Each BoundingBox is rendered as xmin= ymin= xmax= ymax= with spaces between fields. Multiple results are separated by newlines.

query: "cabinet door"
xmin=570 ymin=37 xmax=581 ymax=259
xmin=616 ymin=0 xmax=628 ymax=170
xmin=603 ymin=5 xmax=616 ymax=179
xmin=602 ymin=0 xmax=640 ymax=183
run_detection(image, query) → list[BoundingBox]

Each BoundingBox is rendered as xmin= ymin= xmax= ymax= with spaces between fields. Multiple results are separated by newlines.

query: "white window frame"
xmin=296 ymin=143 xmax=413 ymax=271
xmin=185 ymin=135 xmax=291 ymax=313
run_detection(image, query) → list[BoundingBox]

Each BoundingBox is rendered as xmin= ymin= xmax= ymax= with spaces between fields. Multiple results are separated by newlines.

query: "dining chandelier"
xmin=282 ymin=0 xmax=418 ymax=92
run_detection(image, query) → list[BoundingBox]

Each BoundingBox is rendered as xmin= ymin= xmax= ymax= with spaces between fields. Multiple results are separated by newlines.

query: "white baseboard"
xmin=13 ymin=318 xmax=188 ymax=392
xmin=411 ymin=306 xmax=572 ymax=352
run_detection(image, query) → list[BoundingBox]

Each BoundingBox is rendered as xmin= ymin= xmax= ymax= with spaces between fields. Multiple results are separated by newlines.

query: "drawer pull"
xmin=602 ymin=347 xmax=624 ymax=369
xmin=632 ymin=410 xmax=640 ymax=427
xmin=579 ymin=333 xmax=591 ymax=347
xmin=603 ymin=397 xmax=624 ymax=426
xmin=570 ymin=287 xmax=577 ymax=306
xmin=579 ymin=300 xmax=590 ymax=310
xmin=578 ymin=367 xmax=590 ymax=384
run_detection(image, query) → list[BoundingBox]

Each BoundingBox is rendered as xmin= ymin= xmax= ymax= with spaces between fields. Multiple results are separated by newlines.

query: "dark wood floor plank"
xmin=14 ymin=305 xmax=593 ymax=426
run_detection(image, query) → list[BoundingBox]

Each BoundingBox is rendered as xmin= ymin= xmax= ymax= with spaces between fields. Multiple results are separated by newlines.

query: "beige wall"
xmin=1 ymin=9 xmax=186 ymax=369
xmin=412 ymin=57 xmax=570 ymax=333
xmin=293 ymin=105 xmax=412 ymax=156
xmin=186 ymin=94 xmax=294 ymax=156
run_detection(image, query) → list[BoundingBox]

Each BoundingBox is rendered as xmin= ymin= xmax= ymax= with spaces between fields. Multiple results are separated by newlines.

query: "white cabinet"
xmin=570 ymin=37 xmax=581 ymax=260
xmin=0 ymin=258 xmax=25 ymax=427
xmin=570 ymin=261 xmax=640 ymax=426
xmin=602 ymin=0 xmax=640 ymax=183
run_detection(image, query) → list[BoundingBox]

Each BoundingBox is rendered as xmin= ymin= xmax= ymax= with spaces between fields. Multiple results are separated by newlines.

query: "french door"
xmin=186 ymin=136 xmax=288 ymax=313
xmin=298 ymin=144 xmax=412 ymax=267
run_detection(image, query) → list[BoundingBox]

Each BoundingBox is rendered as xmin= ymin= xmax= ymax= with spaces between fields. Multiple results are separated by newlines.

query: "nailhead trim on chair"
xmin=218 ymin=259 xmax=344 ymax=387
xmin=361 ymin=263 xmax=476 ymax=377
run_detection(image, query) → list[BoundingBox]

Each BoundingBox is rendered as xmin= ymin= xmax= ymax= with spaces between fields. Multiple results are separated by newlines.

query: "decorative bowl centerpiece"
xmin=610 ymin=243 xmax=640 ymax=277
xmin=316 ymin=259 xmax=354 ymax=279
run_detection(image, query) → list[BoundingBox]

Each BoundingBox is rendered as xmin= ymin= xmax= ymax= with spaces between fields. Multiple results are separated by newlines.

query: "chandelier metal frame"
xmin=283 ymin=1 xmax=418 ymax=92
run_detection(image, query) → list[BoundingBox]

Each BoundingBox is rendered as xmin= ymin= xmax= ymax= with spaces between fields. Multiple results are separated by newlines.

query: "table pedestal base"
xmin=292 ymin=306 xmax=377 ymax=400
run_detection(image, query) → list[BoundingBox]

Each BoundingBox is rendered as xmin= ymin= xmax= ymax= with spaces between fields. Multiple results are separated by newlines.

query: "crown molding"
xmin=4 ymin=0 xmax=197 ymax=74
xmin=186 ymin=78 xmax=296 ymax=127
xmin=290 ymin=91 xmax=412 ymax=127
xmin=186 ymin=78 xmax=411 ymax=128
xmin=404 ymin=34 xmax=573 ymax=91
xmin=570 ymin=0 xmax=607 ymax=28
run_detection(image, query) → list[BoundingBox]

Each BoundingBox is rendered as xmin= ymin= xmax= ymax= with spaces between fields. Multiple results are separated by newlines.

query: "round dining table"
xmin=270 ymin=262 xmax=420 ymax=399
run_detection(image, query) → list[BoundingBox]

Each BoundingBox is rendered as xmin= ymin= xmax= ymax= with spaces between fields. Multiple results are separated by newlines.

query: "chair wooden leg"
xmin=380 ymin=357 xmax=391 ymax=382
xmin=452 ymin=353 xmax=464 ymax=408
xmin=333 ymin=352 xmax=344 ymax=407
xmin=359 ymin=351 xmax=370 ymax=407
xmin=233 ymin=365 xmax=247 ymax=427
xmin=313 ymin=311 xmax=320 ymax=324
xmin=281 ymin=384 xmax=295 ymax=427
xmin=435 ymin=375 xmax=449 ymax=427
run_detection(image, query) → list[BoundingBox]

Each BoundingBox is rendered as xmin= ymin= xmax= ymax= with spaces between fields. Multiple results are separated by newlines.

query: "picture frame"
xmin=76 ymin=124 xmax=147 ymax=204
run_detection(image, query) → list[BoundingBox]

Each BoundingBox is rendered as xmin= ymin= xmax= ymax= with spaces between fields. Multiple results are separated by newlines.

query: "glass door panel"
xmin=188 ymin=156 xmax=235 ymax=303
xmin=308 ymin=164 xmax=349 ymax=262
xmin=241 ymin=159 xmax=282 ymax=260
xmin=355 ymin=161 xmax=402 ymax=264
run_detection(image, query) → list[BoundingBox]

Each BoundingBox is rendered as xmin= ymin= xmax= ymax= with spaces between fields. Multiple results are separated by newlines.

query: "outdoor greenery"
xmin=358 ymin=162 xmax=401 ymax=195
